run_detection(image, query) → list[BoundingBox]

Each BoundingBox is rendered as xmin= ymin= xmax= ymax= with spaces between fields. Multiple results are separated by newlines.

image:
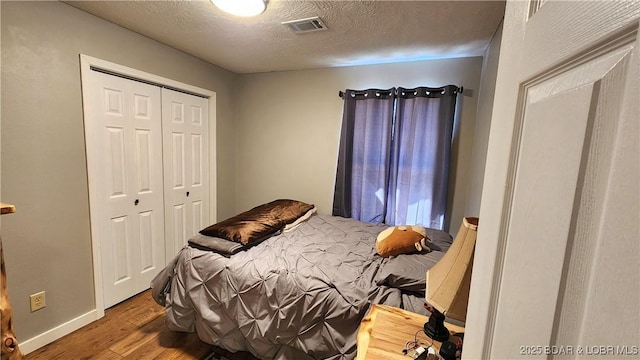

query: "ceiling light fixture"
xmin=211 ymin=0 xmax=267 ymax=17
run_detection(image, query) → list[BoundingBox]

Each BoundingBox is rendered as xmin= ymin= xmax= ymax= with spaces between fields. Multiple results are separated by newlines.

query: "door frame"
xmin=80 ymin=54 xmax=217 ymax=317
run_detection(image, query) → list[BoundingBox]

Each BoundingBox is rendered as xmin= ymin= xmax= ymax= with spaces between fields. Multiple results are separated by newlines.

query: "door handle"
xmin=134 ymin=199 xmax=139 ymax=206
xmin=186 ymin=191 xmax=190 ymax=197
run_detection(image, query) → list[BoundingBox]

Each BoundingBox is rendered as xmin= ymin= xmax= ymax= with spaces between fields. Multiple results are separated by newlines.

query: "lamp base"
xmin=424 ymin=308 xmax=449 ymax=342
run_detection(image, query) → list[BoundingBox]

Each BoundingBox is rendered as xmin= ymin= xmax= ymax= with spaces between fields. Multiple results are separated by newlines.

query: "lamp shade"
xmin=426 ymin=217 xmax=478 ymax=323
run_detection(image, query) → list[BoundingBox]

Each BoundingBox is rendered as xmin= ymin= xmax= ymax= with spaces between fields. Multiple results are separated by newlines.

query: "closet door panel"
xmin=138 ymin=210 xmax=155 ymax=274
xmin=172 ymin=204 xmax=186 ymax=256
xmin=89 ymin=72 xmax=165 ymax=308
xmin=134 ymin=129 xmax=153 ymax=193
xmin=128 ymin=79 xmax=165 ymax=294
xmin=191 ymin=200 xmax=203 ymax=239
xmin=109 ymin=216 xmax=131 ymax=285
xmin=191 ymin=133 xmax=203 ymax=187
xmin=171 ymin=133 xmax=186 ymax=188
xmin=162 ymin=89 xmax=209 ymax=262
xmin=106 ymin=127 xmax=127 ymax=198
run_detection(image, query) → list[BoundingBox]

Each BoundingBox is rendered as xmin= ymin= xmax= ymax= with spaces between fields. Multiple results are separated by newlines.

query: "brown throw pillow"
xmin=199 ymin=199 xmax=314 ymax=245
xmin=265 ymin=199 xmax=315 ymax=225
xmin=375 ymin=225 xmax=429 ymax=257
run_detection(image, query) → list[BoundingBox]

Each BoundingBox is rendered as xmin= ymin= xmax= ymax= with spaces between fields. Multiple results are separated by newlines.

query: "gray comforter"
xmin=151 ymin=215 xmax=451 ymax=360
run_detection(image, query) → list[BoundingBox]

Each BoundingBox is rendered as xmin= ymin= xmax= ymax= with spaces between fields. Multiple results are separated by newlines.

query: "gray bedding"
xmin=151 ymin=215 xmax=452 ymax=360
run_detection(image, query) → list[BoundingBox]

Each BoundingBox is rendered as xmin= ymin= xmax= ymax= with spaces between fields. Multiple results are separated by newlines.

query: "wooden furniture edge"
xmin=356 ymin=304 xmax=465 ymax=360
xmin=1 ymin=202 xmax=23 ymax=359
xmin=1 ymin=203 xmax=16 ymax=215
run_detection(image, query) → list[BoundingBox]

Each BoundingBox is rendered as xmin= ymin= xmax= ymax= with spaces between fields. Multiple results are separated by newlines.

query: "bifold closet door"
xmin=89 ymin=72 xmax=165 ymax=308
xmin=162 ymin=88 xmax=209 ymax=261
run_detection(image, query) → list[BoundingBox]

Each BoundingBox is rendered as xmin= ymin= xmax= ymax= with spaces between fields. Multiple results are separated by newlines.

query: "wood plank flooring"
xmin=24 ymin=290 xmax=258 ymax=360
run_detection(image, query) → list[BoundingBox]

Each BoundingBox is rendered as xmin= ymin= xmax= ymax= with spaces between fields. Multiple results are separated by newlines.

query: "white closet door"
xmin=162 ymin=88 xmax=209 ymax=260
xmin=89 ymin=72 xmax=165 ymax=308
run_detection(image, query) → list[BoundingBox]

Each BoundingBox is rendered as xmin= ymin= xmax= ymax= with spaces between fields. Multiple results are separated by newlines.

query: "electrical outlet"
xmin=30 ymin=291 xmax=46 ymax=312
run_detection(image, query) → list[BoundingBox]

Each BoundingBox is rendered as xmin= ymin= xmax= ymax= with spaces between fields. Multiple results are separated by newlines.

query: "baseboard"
xmin=19 ymin=309 xmax=101 ymax=355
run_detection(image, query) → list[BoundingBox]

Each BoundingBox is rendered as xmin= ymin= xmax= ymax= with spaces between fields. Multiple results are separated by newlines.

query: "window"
xmin=333 ymin=85 xmax=459 ymax=230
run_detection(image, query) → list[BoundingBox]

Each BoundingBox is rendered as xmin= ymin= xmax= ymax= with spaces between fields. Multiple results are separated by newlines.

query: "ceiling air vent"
xmin=282 ymin=17 xmax=328 ymax=34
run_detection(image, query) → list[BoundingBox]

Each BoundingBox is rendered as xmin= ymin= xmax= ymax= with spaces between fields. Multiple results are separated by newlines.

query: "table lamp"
xmin=424 ymin=217 xmax=478 ymax=341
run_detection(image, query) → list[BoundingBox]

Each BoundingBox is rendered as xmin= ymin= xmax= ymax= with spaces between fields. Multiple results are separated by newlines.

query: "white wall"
xmin=463 ymin=20 xmax=505 ymax=357
xmin=236 ymin=57 xmax=484 ymax=233
xmin=465 ymin=22 xmax=503 ymax=216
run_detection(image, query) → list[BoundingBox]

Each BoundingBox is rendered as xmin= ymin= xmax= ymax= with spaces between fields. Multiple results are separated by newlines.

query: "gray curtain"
xmin=332 ymin=88 xmax=395 ymax=222
xmin=333 ymin=85 xmax=458 ymax=229
xmin=385 ymin=86 xmax=458 ymax=229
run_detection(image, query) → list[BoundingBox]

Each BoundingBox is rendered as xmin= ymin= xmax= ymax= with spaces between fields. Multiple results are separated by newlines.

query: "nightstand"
xmin=356 ymin=304 xmax=464 ymax=360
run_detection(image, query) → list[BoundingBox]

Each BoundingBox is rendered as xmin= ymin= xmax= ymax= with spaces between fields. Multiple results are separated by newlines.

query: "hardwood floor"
xmin=24 ymin=290 xmax=258 ymax=360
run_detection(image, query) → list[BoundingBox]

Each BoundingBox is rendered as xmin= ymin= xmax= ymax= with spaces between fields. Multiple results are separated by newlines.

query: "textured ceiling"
xmin=65 ymin=0 xmax=505 ymax=74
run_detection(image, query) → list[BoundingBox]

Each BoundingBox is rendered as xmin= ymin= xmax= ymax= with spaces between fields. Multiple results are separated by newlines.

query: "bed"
xmin=150 ymin=201 xmax=452 ymax=360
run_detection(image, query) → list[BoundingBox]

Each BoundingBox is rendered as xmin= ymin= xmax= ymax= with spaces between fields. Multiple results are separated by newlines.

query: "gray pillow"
xmin=188 ymin=231 xmax=280 ymax=256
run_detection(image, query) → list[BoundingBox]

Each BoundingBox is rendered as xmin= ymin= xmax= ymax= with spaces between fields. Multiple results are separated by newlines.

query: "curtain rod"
xmin=338 ymin=86 xmax=464 ymax=98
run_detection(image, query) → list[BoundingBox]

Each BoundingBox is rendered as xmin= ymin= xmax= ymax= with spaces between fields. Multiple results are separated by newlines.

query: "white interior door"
xmin=162 ymin=88 xmax=209 ymax=261
xmin=88 ymin=72 xmax=166 ymax=308
xmin=465 ymin=1 xmax=639 ymax=359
